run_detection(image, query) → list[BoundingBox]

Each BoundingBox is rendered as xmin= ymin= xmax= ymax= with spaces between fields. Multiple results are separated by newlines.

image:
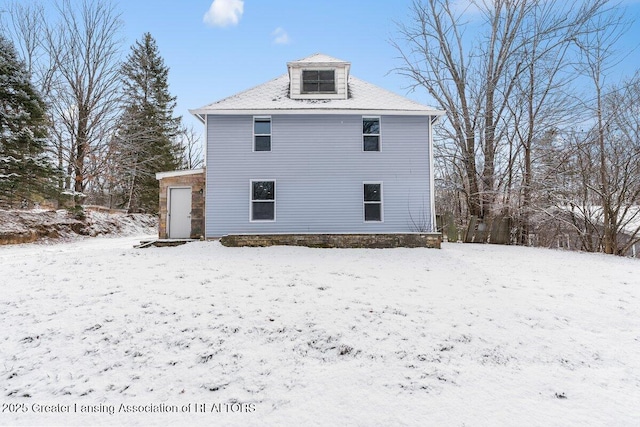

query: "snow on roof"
xmin=155 ymin=168 xmax=205 ymax=180
xmin=561 ymin=205 xmax=640 ymax=236
xmin=190 ymin=73 xmax=443 ymax=117
xmin=287 ymin=53 xmax=349 ymax=65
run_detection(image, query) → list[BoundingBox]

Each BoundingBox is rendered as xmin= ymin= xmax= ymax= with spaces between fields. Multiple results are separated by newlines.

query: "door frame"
xmin=167 ymin=186 xmax=192 ymax=239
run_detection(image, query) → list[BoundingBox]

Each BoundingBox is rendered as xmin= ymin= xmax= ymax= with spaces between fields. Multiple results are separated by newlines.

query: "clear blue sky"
xmin=4 ymin=0 xmax=640 ymax=133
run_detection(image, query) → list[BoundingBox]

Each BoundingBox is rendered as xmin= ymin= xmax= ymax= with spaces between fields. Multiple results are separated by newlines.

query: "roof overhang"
xmin=189 ymin=108 xmax=446 ymax=117
xmin=155 ymin=168 xmax=205 ymax=181
xmin=192 ymin=112 xmax=206 ymax=124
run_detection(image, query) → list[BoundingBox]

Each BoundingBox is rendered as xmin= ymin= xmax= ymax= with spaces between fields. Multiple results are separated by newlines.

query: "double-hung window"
xmin=254 ymin=117 xmax=271 ymax=151
xmin=364 ymin=183 xmax=383 ymax=222
xmin=302 ymin=70 xmax=336 ymax=93
xmin=363 ymin=117 xmax=380 ymax=151
xmin=251 ymin=180 xmax=275 ymax=221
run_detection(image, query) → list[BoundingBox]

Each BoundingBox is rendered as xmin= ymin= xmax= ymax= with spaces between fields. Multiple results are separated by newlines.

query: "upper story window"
xmin=363 ymin=117 xmax=380 ymax=151
xmin=302 ymin=70 xmax=335 ymax=93
xmin=254 ymin=117 xmax=271 ymax=151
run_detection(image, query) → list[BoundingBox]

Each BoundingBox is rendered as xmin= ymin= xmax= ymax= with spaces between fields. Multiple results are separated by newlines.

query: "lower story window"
xmin=364 ymin=182 xmax=382 ymax=222
xmin=251 ymin=180 xmax=275 ymax=221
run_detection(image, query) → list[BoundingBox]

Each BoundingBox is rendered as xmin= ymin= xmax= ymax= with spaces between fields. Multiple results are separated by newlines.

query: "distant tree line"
xmin=394 ymin=0 xmax=640 ymax=256
xmin=0 ymin=0 xmax=203 ymax=213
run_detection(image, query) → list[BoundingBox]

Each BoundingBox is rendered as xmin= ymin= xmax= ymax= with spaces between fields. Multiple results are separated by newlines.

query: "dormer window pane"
xmin=302 ymin=81 xmax=317 ymax=92
xmin=302 ymin=69 xmax=335 ymax=93
xmin=318 ymin=70 xmax=334 ymax=80
xmin=305 ymin=70 xmax=319 ymax=79
xmin=319 ymin=82 xmax=335 ymax=92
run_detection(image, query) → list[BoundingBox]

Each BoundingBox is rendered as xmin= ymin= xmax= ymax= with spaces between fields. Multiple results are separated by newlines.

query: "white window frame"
xmin=363 ymin=116 xmax=381 ymax=152
xmin=301 ymin=69 xmax=337 ymax=94
xmin=250 ymin=179 xmax=276 ymax=222
xmin=253 ymin=116 xmax=272 ymax=152
xmin=363 ymin=181 xmax=383 ymax=222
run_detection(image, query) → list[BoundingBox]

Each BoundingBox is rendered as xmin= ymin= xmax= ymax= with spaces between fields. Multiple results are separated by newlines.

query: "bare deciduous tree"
xmin=505 ymin=0 xmax=610 ymax=243
xmin=394 ymin=0 xmax=635 ymax=256
xmin=394 ymin=0 xmax=538 ymax=219
xmin=178 ymin=125 xmax=204 ymax=170
xmin=44 ymin=0 xmax=123 ymax=202
xmin=572 ymin=9 xmax=632 ymax=254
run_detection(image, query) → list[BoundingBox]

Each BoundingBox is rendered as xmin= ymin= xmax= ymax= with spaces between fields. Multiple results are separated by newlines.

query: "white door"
xmin=168 ymin=187 xmax=191 ymax=239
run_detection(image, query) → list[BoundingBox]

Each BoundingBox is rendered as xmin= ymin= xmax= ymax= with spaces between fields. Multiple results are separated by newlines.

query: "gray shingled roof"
xmin=190 ymin=73 xmax=444 ymax=117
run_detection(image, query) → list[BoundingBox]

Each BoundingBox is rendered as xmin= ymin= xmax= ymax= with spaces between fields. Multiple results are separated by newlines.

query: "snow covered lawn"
xmin=1 ymin=236 xmax=639 ymax=426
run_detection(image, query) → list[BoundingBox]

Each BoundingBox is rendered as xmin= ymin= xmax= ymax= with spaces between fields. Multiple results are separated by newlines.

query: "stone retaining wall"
xmin=219 ymin=233 xmax=442 ymax=249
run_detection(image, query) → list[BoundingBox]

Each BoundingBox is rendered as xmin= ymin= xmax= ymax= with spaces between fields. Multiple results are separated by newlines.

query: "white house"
xmin=159 ymin=54 xmax=444 ymax=246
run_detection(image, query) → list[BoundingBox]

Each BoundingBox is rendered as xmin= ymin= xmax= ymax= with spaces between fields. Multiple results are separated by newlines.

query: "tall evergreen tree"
xmin=0 ymin=34 xmax=57 ymax=208
xmin=113 ymin=32 xmax=183 ymax=212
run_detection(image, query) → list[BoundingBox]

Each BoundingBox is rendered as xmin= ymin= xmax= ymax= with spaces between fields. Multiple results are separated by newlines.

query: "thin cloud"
xmin=203 ymin=0 xmax=244 ymax=27
xmin=271 ymin=27 xmax=291 ymax=45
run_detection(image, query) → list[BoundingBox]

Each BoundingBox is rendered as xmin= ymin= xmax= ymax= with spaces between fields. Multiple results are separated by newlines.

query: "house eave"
xmin=155 ymin=168 xmax=205 ymax=181
xmin=189 ymin=108 xmax=445 ymax=117
xmin=286 ymin=61 xmax=351 ymax=68
xmin=189 ymin=111 xmax=206 ymax=123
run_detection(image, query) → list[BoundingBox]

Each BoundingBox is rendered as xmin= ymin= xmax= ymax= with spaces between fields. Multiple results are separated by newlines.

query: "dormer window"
xmin=288 ymin=54 xmax=350 ymax=100
xmin=302 ymin=70 xmax=335 ymax=94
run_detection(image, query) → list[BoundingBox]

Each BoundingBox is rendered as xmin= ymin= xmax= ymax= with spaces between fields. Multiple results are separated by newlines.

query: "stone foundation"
xmin=219 ymin=233 xmax=442 ymax=249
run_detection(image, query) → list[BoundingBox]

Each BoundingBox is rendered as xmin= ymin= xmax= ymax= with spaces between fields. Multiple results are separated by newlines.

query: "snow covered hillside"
xmin=1 ymin=237 xmax=638 ymax=426
xmin=0 ymin=209 xmax=157 ymax=245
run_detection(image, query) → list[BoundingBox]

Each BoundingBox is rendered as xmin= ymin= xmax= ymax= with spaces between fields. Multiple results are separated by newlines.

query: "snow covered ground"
xmin=1 ymin=236 xmax=639 ymax=426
